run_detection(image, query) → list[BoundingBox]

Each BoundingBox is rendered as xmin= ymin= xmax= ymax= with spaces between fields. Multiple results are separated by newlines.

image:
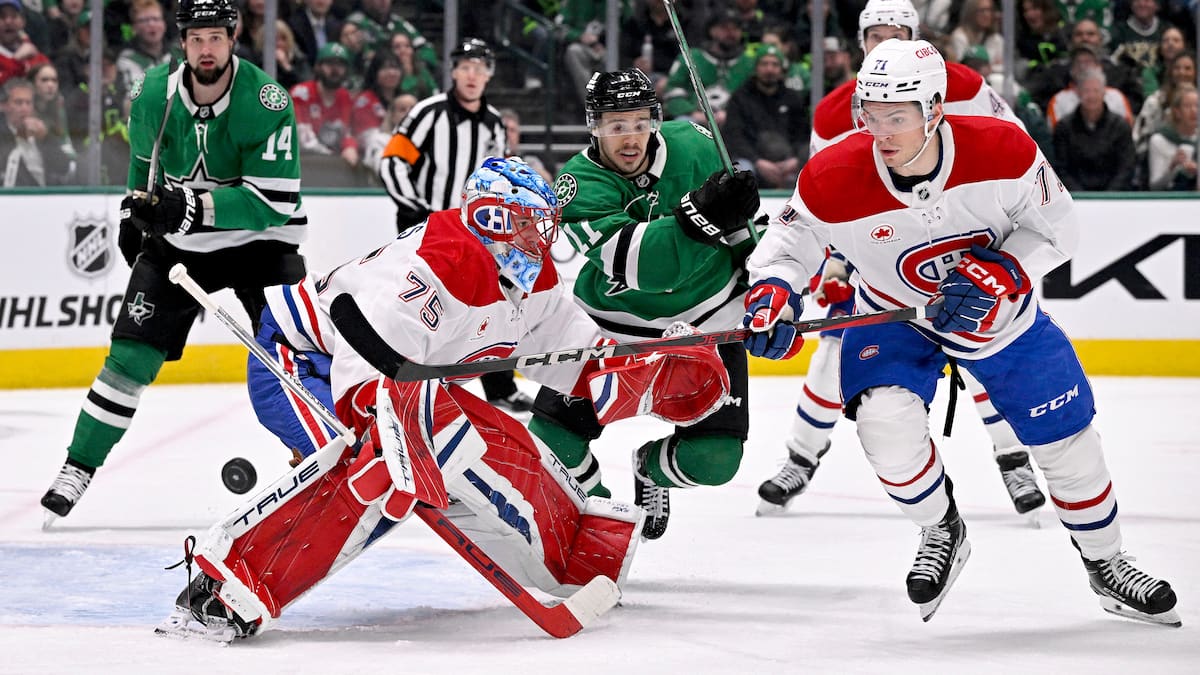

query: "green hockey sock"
xmin=640 ymin=434 xmax=744 ymax=488
xmin=529 ymin=415 xmax=611 ymax=498
xmin=67 ymin=339 xmax=165 ymax=469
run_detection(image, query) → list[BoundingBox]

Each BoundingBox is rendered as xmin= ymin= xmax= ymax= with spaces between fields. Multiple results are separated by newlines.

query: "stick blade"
xmin=552 ymin=576 xmax=621 ymax=638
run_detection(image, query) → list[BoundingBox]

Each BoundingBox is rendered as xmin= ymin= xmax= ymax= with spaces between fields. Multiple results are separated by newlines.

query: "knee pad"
xmin=532 ymin=386 xmax=603 ymax=440
xmin=855 ymin=387 xmax=948 ymax=526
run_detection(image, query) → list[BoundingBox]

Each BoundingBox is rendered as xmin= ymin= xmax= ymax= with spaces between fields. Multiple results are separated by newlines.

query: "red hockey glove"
xmin=932 ymin=244 xmax=1030 ymax=333
xmin=742 ymin=278 xmax=805 ymax=360
xmin=587 ymin=323 xmax=730 ymax=426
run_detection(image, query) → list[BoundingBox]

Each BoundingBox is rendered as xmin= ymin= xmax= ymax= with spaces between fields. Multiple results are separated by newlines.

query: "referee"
xmin=379 ymin=38 xmax=533 ymax=414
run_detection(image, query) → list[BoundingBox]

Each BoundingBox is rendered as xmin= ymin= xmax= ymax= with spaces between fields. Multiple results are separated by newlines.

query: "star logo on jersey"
xmin=126 ymin=292 xmax=156 ymax=326
xmin=130 ymin=75 xmax=144 ymax=101
xmin=689 ymin=121 xmax=713 ymax=139
xmin=166 ymin=158 xmax=239 ymax=195
xmin=604 ymin=278 xmax=630 ymax=296
xmin=259 ymin=83 xmax=289 ymax=111
xmin=554 ymin=173 xmax=578 ymax=206
xmin=869 ymin=224 xmax=897 ymax=243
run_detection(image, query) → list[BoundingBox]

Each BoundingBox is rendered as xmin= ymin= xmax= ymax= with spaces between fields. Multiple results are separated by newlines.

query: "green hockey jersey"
xmin=127 ymin=57 xmax=306 ymax=253
xmin=553 ymin=120 xmax=755 ymax=339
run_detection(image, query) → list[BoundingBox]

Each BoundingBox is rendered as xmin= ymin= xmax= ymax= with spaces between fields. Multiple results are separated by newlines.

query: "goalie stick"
xmin=168 ymin=264 xmax=622 ymax=638
xmin=329 ymin=292 xmax=941 ymax=382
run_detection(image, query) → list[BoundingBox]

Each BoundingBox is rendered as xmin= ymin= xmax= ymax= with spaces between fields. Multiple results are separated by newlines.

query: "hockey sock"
xmin=641 ymin=434 xmax=743 ymax=488
xmin=67 ymin=338 xmax=165 ymax=469
xmin=529 ymin=416 xmax=611 ymax=498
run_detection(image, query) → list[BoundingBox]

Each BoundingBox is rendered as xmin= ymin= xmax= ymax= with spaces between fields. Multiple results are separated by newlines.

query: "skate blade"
xmin=1098 ymin=598 xmax=1183 ymax=628
xmin=41 ymin=510 xmax=58 ymax=531
xmin=755 ymin=499 xmax=790 ymax=517
xmin=917 ymin=539 xmax=972 ymax=623
xmin=154 ymin=608 xmax=237 ymax=644
xmin=1025 ymin=510 xmax=1042 ymax=529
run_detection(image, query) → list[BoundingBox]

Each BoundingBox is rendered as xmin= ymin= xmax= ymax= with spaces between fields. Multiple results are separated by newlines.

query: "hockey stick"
xmin=662 ymin=0 xmax=759 ymax=244
xmin=330 ymin=292 xmax=940 ymax=381
xmin=168 ymin=263 xmax=356 ymax=446
xmin=416 ymin=506 xmax=621 ymax=638
xmin=172 ymin=265 xmax=620 ymax=638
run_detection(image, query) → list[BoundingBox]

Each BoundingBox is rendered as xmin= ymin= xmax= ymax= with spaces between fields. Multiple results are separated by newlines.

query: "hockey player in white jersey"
xmin=742 ymin=39 xmax=1180 ymax=626
xmin=756 ymin=0 xmax=1044 ymax=517
xmin=160 ymin=157 xmax=731 ymax=640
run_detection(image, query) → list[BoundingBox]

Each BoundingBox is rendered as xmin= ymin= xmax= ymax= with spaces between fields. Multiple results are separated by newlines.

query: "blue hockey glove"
xmin=741 ymin=278 xmax=805 ymax=360
xmin=933 ymin=244 xmax=1029 ymax=334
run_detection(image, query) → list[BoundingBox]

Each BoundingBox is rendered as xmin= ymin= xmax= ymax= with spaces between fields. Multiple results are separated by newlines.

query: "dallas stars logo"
xmin=259 ymin=83 xmax=289 ymax=111
xmin=126 ymin=292 xmax=156 ymax=325
xmin=554 ymin=173 xmax=578 ymax=206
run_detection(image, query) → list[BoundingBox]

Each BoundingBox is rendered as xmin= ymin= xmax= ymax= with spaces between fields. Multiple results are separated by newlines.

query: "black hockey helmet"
xmin=176 ymin=0 xmax=238 ymax=36
xmin=451 ymin=38 xmax=495 ymax=70
xmin=584 ymin=68 xmax=662 ymax=131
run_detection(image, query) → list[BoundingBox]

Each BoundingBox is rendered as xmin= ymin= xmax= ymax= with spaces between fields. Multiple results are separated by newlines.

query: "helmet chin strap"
xmin=900 ymin=112 xmax=942 ymax=169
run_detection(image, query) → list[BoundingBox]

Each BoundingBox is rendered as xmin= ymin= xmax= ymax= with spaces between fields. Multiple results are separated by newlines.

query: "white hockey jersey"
xmin=751 ymin=116 xmax=1078 ymax=359
xmin=810 ymin=62 xmax=1024 ymax=156
xmin=264 ymin=210 xmax=602 ymax=401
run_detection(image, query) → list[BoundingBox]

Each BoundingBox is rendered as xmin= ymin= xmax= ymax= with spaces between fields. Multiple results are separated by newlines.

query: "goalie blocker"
xmin=166 ymin=375 xmax=663 ymax=639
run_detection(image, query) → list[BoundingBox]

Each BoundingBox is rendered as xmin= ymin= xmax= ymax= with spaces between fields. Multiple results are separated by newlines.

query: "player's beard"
xmin=192 ymin=58 xmax=231 ymax=85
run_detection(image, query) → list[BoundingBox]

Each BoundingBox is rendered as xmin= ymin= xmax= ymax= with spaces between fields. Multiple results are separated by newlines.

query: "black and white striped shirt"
xmin=379 ymin=90 xmax=507 ymax=228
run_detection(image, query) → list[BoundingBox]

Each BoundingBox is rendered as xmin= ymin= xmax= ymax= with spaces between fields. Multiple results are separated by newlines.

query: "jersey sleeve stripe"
xmin=281 ymin=285 xmax=321 ymax=351
xmin=242 ymin=182 xmax=299 ymax=216
xmin=296 ymin=280 xmax=329 ymax=353
xmin=242 ymin=176 xmax=301 ymax=193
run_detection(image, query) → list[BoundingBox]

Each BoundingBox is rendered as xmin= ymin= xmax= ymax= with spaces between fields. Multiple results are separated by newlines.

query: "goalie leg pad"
xmin=561 ymin=496 xmax=643 ymax=587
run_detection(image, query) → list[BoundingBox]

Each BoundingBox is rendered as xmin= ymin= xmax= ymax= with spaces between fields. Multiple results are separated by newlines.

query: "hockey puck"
xmin=221 ymin=457 xmax=257 ymax=495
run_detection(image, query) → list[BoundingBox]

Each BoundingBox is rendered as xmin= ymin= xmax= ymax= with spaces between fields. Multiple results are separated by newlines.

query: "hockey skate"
xmin=755 ymin=441 xmax=831 ymax=516
xmin=633 ymin=442 xmax=670 ymax=541
xmin=906 ymin=498 xmax=971 ymax=622
xmin=40 ymin=458 xmax=95 ymax=529
xmin=996 ymin=451 xmax=1046 ymax=522
xmin=489 ymin=390 xmax=535 ymax=415
xmin=156 ymin=572 xmax=259 ymax=643
xmin=1081 ymin=550 xmax=1181 ymax=627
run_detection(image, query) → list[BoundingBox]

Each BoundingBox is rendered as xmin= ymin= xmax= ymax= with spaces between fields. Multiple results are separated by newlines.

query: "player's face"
xmin=863 ymin=25 xmax=911 ymax=54
xmin=452 ymin=58 xmax=492 ymax=104
xmin=594 ymin=110 xmax=654 ymax=176
xmin=862 ymin=101 xmax=936 ymax=168
xmin=183 ymin=28 xmax=234 ymax=85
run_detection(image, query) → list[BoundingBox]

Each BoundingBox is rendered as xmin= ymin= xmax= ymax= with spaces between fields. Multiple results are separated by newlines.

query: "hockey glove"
xmin=933 ymin=244 xmax=1030 ymax=334
xmin=741 ymin=278 xmax=805 ymax=360
xmin=674 ymin=170 xmax=760 ymax=246
xmin=116 ymin=220 xmax=143 ymax=267
xmin=123 ymin=183 xmax=204 ymax=236
xmin=811 ymin=255 xmax=855 ymax=308
xmin=396 ymin=204 xmax=432 ymax=232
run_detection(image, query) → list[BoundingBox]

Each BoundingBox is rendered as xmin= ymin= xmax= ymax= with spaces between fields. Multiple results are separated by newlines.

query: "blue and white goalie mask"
xmin=461 ymin=157 xmax=561 ymax=293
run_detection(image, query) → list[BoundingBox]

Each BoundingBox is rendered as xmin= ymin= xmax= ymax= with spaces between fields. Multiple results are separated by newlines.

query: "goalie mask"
xmin=461 ymin=157 xmax=561 ymax=293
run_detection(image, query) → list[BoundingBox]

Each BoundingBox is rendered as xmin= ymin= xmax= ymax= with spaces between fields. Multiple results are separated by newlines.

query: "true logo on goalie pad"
xmin=229 ymin=460 xmax=323 ymax=532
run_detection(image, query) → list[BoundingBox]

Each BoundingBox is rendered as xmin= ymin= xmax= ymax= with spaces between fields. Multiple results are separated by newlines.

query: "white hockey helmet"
xmin=857 ymin=0 xmax=921 ymax=53
xmin=853 ymin=39 xmax=946 ymax=136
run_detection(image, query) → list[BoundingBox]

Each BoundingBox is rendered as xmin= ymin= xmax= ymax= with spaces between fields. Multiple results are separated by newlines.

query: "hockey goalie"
xmin=157 ymin=157 xmax=730 ymax=641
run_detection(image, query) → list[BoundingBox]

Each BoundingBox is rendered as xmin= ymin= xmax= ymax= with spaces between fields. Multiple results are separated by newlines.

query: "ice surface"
xmin=2 ymin=376 xmax=1197 ymax=674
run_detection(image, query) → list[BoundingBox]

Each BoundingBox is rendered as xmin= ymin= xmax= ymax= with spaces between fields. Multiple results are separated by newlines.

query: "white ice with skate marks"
xmin=0 ymin=377 xmax=1197 ymax=674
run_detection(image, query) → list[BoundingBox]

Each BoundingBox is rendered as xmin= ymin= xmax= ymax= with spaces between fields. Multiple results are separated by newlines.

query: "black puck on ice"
xmin=221 ymin=457 xmax=257 ymax=494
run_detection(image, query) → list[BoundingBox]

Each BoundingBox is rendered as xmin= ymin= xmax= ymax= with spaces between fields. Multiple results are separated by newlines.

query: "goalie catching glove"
xmin=587 ymin=322 xmax=729 ymax=426
xmin=674 ymin=170 xmax=760 ymax=246
xmin=933 ymin=244 xmax=1030 ymax=333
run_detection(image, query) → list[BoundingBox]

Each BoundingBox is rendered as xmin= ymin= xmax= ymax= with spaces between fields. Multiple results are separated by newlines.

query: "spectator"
xmin=253 ymin=20 xmax=309 ymax=90
xmin=1027 ymin=18 xmax=1144 ymax=112
xmin=821 ymin=35 xmax=854 ymax=90
xmin=1147 ymin=84 xmax=1198 ymax=190
xmin=1134 ymin=53 xmax=1196 ymax=156
xmin=345 ymin=0 xmax=436 ymax=71
xmin=1056 ymin=0 xmax=1114 ymax=44
xmin=621 ymin=0 xmax=681 ymax=80
xmin=761 ymin=23 xmax=808 ymax=94
xmin=389 ymin=31 xmax=437 ymax=100
xmin=0 ymin=0 xmax=49 ymax=86
xmin=29 ymin=61 xmax=73 ymax=173
xmin=1145 ymin=25 xmax=1188 ymax=96
xmin=291 ymin=42 xmax=358 ymax=168
xmin=46 ymin=0 xmax=85 ymax=59
xmin=237 ymin=0 xmax=267 ymax=64
xmin=1016 ymin=0 xmax=1068 ymax=76
xmin=65 ymin=48 xmax=129 ymax=185
xmin=1046 ymin=45 xmax=1134 ymax=129
xmin=52 ymin=9 xmax=89 ymax=95
xmin=360 ymin=91 xmax=415 ymax=174
xmin=730 ymin=0 xmax=771 ymax=44
xmin=117 ymin=0 xmax=172 ymax=91
xmin=722 ymin=43 xmax=808 ymax=188
xmin=351 ymin=49 xmax=402 ymax=144
xmin=288 ymin=0 xmax=342 ymax=67
xmin=561 ymin=1 xmax=624 ymax=107
xmin=1110 ymin=0 xmax=1164 ymax=75
xmin=911 ymin=0 xmax=954 ymax=42
xmin=499 ymin=107 xmax=553 ymax=183
xmin=1052 ymin=68 xmax=1136 ymax=191
xmin=947 ymin=0 xmax=1004 ymax=71
xmin=334 ymin=19 xmax=365 ymax=88
xmin=0 ymin=77 xmax=70 ymax=185
xmin=793 ymin=0 xmax=845 ymax=55
xmin=662 ymin=9 xmax=751 ymax=124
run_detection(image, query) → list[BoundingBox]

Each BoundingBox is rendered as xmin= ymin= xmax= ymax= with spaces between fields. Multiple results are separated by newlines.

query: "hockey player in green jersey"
xmin=40 ymin=0 xmax=307 ymax=526
xmin=530 ymin=68 xmax=761 ymax=540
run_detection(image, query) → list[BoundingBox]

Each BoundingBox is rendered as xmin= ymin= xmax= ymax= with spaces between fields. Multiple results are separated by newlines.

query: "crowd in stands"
xmin=0 ymin=0 xmax=1196 ymax=192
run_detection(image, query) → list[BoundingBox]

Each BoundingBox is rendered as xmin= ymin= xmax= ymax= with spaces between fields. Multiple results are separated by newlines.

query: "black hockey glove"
xmin=396 ymin=204 xmax=432 ymax=233
xmin=116 ymin=220 xmax=144 ymax=267
xmin=122 ymin=183 xmax=204 ymax=236
xmin=674 ymin=170 xmax=760 ymax=246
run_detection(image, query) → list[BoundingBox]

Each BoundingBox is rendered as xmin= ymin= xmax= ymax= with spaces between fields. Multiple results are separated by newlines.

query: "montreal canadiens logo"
xmin=869 ymin=223 xmax=897 ymax=243
xmin=896 ymin=230 xmax=995 ymax=295
xmin=472 ymin=204 xmax=513 ymax=235
xmin=859 ymin=345 xmax=880 ymax=360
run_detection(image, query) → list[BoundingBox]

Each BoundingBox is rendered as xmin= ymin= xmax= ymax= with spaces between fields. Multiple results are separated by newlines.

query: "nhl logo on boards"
xmin=66 ymin=215 xmax=114 ymax=279
xmin=259 ymin=83 xmax=289 ymax=111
